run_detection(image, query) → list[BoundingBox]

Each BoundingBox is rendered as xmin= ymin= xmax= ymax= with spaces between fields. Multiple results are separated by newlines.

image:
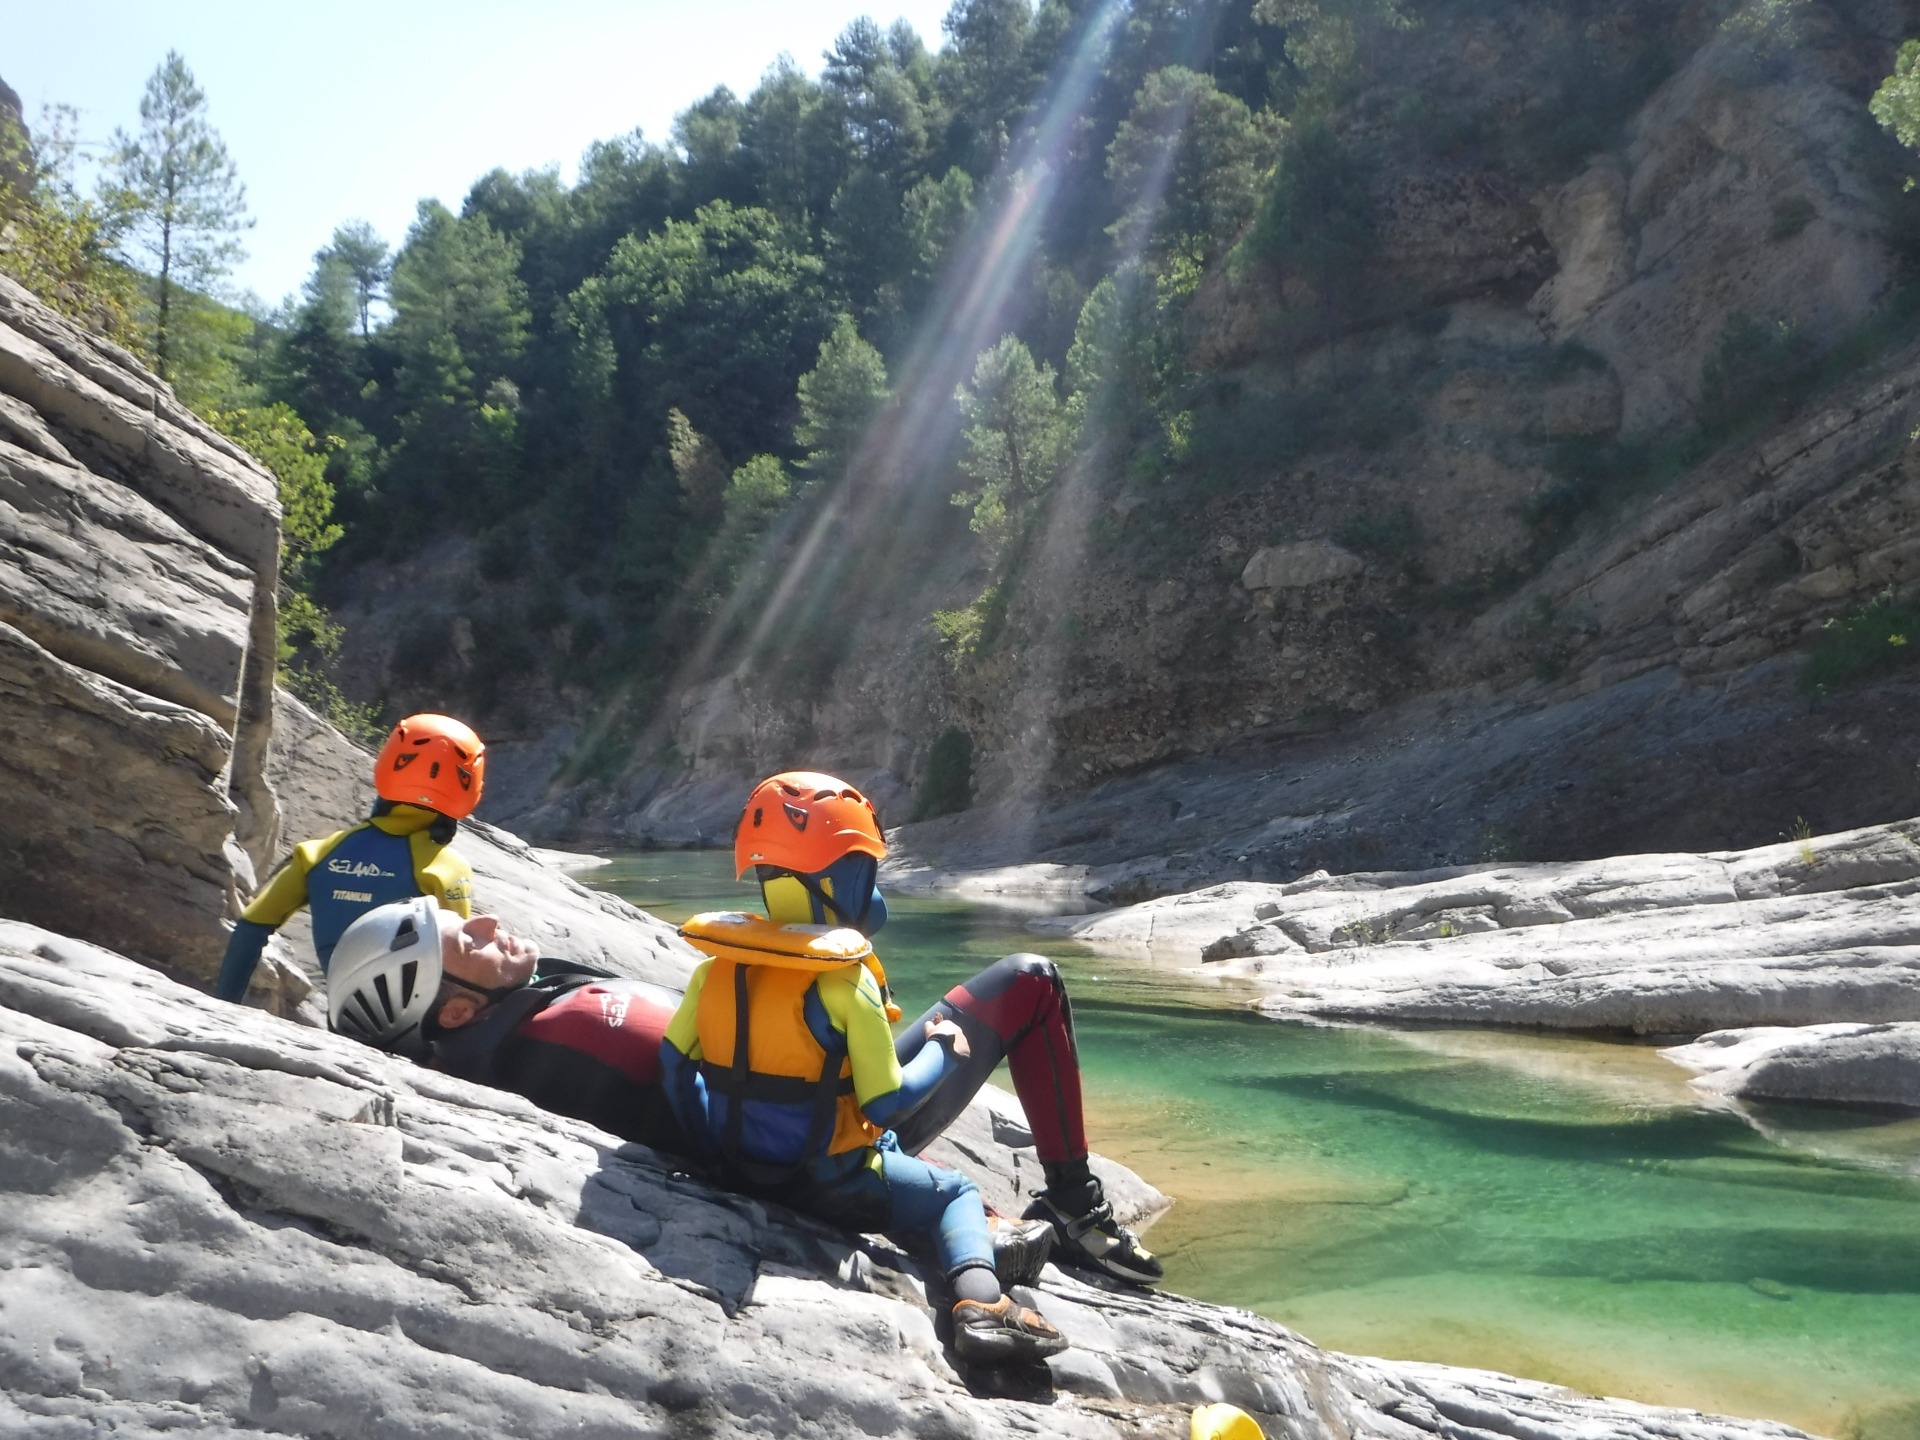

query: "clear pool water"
xmin=590 ymin=851 xmax=1920 ymax=1438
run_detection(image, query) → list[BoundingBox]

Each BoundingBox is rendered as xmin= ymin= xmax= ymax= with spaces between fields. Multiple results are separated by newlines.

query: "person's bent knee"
xmin=1002 ymin=952 xmax=1063 ymax=990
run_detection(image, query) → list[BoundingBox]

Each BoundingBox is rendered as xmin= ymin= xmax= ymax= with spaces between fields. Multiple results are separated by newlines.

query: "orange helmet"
xmin=735 ymin=771 xmax=885 ymax=877
xmin=375 ymin=713 xmax=486 ymax=819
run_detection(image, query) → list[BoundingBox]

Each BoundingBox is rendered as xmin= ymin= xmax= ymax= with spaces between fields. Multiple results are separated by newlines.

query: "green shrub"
xmin=284 ymin=665 xmax=384 ymax=747
xmin=1769 ymin=195 xmax=1817 ymax=241
xmin=1699 ymin=312 xmax=1816 ymax=434
xmin=1802 ymin=590 xmax=1920 ymax=696
xmin=915 ymin=728 xmax=974 ymax=820
xmin=1338 ymin=504 xmax=1420 ymax=559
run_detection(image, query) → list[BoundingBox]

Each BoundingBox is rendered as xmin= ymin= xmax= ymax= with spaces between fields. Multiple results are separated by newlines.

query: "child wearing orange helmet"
xmin=213 ymin=714 xmax=484 ymax=1003
xmin=661 ymin=771 xmax=1160 ymax=1365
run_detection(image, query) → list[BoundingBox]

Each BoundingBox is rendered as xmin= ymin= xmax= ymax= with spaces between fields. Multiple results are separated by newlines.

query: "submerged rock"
xmin=1040 ymin=818 xmax=1920 ymax=1035
xmin=0 ymin=919 xmax=1815 ymax=1440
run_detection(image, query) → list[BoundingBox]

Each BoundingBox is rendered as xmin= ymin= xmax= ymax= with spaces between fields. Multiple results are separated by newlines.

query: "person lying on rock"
xmin=323 ymin=895 xmax=686 ymax=1151
xmin=660 ymin=771 xmax=1163 ymax=1365
xmin=326 ymin=896 xmax=1060 ymax=1306
xmin=214 ymin=714 xmax=485 ymax=1004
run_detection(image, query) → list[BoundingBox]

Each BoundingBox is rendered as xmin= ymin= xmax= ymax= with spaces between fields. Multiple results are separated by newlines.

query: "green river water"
xmin=589 ymin=852 xmax=1920 ymax=1439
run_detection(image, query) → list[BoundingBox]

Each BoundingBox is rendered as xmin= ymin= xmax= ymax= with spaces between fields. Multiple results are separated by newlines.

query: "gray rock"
xmin=0 ymin=432 xmax=257 ymax=722
xmin=0 ymin=919 xmax=1814 ymax=1440
xmin=1045 ymin=819 xmax=1920 ymax=1033
xmin=0 ymin=621 xmax=248 ymax=982
xmin=0 ymin=277 xmax=283 ymax=982
xmin=1664 ymin=1022 xmax=1920 ymax=1109
xmin=1240 ymin=541 xmax=1366 ymax=593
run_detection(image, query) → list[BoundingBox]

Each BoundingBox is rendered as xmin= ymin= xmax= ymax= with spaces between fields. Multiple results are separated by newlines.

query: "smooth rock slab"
xmin=0 ymin=920 xmax=1812 ymax=1440
xmin=1044 ymin=819 xmax=1920 ymax=1034
xmin=1664 ymin=1022 xmax=1920 ymax=1109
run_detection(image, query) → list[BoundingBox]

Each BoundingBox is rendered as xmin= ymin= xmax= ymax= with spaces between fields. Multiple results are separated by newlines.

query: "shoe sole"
xmin=992 ymin=1233 xmax=1056 ymax=1289
xmin=1059 ymin=1252 xmax=1163 ymax=1286
xmin=953 ymin=1331 xmax=1070 ymax=1364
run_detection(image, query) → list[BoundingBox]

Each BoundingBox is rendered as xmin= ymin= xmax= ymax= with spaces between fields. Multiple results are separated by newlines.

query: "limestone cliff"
xmin=444 ymin=2 xmax=1920 ymax=889
xmin=0 ymin=275 xmax=283 ymax=984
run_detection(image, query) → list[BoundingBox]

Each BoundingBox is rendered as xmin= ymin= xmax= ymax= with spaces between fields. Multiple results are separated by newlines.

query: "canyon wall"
xmin=0 ymin=275 xmax=283 ymax=983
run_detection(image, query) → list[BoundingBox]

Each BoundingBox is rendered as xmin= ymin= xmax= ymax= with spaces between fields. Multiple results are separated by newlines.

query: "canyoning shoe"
xmin=1024 ymin=1191 xmax=1165 ymax=1286
xmin=988 ymin=1215 xmax=1056 ymax=1289
xmin=950 ymin=1296 xmax=1068 ymax=1364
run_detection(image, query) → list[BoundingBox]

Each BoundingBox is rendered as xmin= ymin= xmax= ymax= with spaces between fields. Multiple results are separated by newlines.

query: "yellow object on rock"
xmin=1191 ymin=1404 xmax=1265 ymax=1440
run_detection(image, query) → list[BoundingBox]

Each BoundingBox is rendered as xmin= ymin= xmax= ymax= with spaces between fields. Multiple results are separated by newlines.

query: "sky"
xmin=7 ymin=0 xmax=957 ymax=307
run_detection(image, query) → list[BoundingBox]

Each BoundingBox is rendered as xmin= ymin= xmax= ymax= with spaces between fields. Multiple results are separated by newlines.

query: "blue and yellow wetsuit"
xmin=214 ymin=803 xmax=473 ymax=1002
xmin=660 ymin=857 xmax=994 ymax=1281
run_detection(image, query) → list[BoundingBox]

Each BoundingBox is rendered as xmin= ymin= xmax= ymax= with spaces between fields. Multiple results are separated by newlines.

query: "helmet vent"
xmin=349 ymin=993 xmax=382 ymax=1035
xmin=399 ymin=959 xmax=419 ymax=1006
xmin=429 ymin=761 xmax=441 ymax=779
xmin=752 ymin=807 xmax=764 ymax=827
xmin=393 ymin=753 xmax=416 ymax=771
xmin=391 ymin=918 xmax=418 ymax=950
xmin=373 ymin=972 xmax=396 ymax=1022
xmin=783 ymin=802 xmax=809 ymax=831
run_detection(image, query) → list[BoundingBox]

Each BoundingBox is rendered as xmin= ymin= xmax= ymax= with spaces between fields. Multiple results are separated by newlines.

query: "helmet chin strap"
xmin=761 ymin=866 xmax=862 ymax=928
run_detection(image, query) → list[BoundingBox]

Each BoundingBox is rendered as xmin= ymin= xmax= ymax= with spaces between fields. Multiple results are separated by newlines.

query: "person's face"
xmin=432 ymin=911 xmax=538 ymax=1029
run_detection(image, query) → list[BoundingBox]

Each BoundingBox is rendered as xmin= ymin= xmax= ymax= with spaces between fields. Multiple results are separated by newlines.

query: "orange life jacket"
xmin=678 ymin=912 xmax=902 ymax=1182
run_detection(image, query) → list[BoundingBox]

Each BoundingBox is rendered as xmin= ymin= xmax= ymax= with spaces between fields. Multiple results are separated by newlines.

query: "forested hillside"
xmin=12 ymin=0 xmax=1920 ymax=868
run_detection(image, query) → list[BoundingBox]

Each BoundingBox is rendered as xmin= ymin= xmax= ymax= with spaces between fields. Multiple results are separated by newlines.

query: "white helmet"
xmin=328 ymin=897 xmax=443 ymax=1051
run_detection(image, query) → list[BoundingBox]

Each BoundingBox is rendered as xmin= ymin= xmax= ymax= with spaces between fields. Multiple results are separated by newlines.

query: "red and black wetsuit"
xmin=429 ymin=965 xmax=684 ymax=1152
xmin=888 ymin=952 xmax=1088 ymax=1164
xmin=431 ymin=954 xmax=1086 ymax=1174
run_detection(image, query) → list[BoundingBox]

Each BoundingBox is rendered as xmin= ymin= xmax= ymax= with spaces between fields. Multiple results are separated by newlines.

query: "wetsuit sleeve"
xmin=410 ymin=836 xmax=474 ymax=917
xmin=821 ymin=966 xmax=907 ymax=1115
xmin=213 ymin=919 xmax=274 ymax=1002
xmin=238 ymin=836 xmax=339 ymax=927
xmin=862 ymin=1041 xmax=950 ymax=1128
xmin=217 ymin=832 xmax=342 ymax=1002
xmin=660 ymin=962 xmax=712 ymax=1154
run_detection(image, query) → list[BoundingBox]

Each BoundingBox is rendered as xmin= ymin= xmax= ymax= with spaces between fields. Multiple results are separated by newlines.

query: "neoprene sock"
xmin=951 ymin=1263 xmax=1002 ymax=1305
xmin=1042 ymin=1159 xmax=1100 ymax=1217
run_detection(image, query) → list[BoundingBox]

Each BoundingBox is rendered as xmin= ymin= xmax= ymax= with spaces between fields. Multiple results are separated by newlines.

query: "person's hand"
xmin=925 ymin=1017 xmax=970 ymax=1058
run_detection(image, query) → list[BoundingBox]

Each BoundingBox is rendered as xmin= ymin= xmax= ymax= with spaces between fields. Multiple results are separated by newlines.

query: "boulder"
xmin=0 ymin=276 xmax=281 ymax=984
xmin=1041 ymin=818 xmax=1920 ymax=1033
xmin=0 ymin=919 xmax=1814 ymax=1440
xmin=1240 ymin=541 xmax=1366 ymax=594
xmin=1663 ymin=1022 xmax=1920 ymax=1109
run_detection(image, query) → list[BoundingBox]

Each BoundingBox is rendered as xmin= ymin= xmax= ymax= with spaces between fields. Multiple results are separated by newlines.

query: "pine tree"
xmin=321 ymin=220 xmax=390 ymax=338
xmin=108 ymin=52 xmax=251 ymax=379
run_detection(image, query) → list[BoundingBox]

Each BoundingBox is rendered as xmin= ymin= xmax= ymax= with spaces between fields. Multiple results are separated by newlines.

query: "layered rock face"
xmin=0 ymin=922 xmax=1816 ymax=1440
xmin=1039 ymin=818 xmax=1920 ymax=1036
xmin=0 ymin=276 xmax=281 ymax=984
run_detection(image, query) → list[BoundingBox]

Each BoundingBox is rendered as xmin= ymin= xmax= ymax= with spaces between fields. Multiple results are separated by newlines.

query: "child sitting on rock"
xmin=213 ymin=714 xmax=483 ymax=1003
xmin=660 ymin=771 xmax=1161 ymax=1367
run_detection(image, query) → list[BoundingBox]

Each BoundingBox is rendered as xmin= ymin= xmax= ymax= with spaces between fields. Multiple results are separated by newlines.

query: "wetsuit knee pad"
xmin=1004 ymin=953 xmax=1063 ymax=991
xmin=954 ymin=953 xmax=1063 ymax=1010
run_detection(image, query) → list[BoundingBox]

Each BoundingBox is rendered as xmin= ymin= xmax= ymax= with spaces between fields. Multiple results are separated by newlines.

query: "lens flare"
xmin=589 ymin=0 xmax=1228 ymax=821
